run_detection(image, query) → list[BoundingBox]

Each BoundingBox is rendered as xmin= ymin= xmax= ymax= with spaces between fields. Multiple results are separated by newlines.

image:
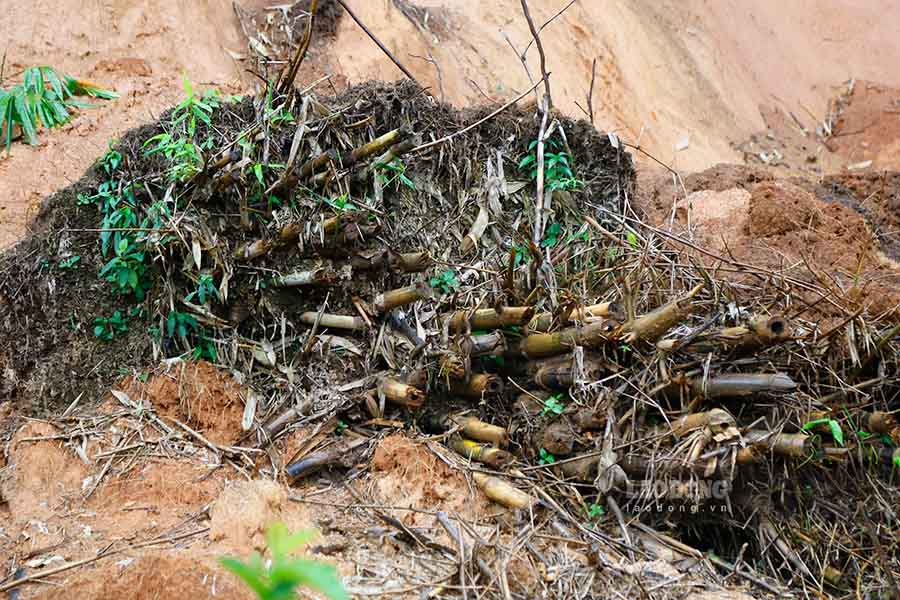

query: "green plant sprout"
xmin=542 ymin=394 xmax=565 ymax=416
xmin=192 ymin=334 xmax=218 ymax=362
xmin=539 ymin=447 xmax=556 ymax=465
xmin=1 ymin=66 xmax=117 ymax=151
xmin=541 ymin=222 xmax=563 ymax=248
xmin=801 ymin=418 xmax=845 ymax=446
xmin=166 ymin=310 xmax=199 ymax=340
xmin=57 ymin=255 xmax=81 ymax=270
xmin=220 ymin=522 xmax=348 ymax=600
xmin=518 ymin=136 xmax=583 ymax=192
xmin=430 ymin=269 xmax=459 ymax=294
xmin=93 ymin=310 xmax=129 ymax=341
xmin=376 ymin=158 xmax=415 ymax=190
xmin=99 ymin=237 xmax=149 ymax=299
xmin=185 ymin=273 xmax=221 ymax=305
xmin=587 ymin=503 xmax=606 ymax=520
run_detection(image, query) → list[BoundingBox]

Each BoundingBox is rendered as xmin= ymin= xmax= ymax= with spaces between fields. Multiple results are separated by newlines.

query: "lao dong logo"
xmin=623 ymin=478 xmax=732 ymax=513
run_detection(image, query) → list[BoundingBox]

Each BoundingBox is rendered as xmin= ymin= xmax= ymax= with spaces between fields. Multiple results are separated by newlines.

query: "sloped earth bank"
xmin=1 ymin=76 xmax=898 ymax=599
xmin=5 ymin=0 xmax=900 ymax=249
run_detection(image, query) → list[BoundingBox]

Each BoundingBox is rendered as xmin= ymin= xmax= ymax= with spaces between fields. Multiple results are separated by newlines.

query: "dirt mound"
xmin=638 ymin=164 xmax=900 ymax=321
xmin=121 ymin=360 xmax=247 ymax=445
xmin=818 ymin=171 xmax=900 ymax=261
xmin=36 ymin=552 xmax=253 ymax=600
xmin=828 ymin=80 xmax=900 ymax=170
xmin=370 ymin=434 xmax=491 ymax=527
xmin=0 ymin=79 xmax=629 ymax=417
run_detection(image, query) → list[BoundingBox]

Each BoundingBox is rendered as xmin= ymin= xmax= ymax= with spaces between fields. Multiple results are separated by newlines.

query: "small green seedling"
xmin=626 ymin=231 xmax=639 ymax=249
xmin=172 ymin=75 xmax=218 ymax=136
xmin=220 ymin=522 xmax=348 ymax=600
xmin=894 ymin=455 xmax=900 ymax=471
xmin=541 ymin=222 xmax=563 ymax=248
xmin=1 ymin=65 xmax=117 ymax=152
xmin=518 ymin=137 xmax=583 ymax=192
xmin=376 ymin=158 xmax=415 ymax=190
xmin=93 ymin=310 xmax=129 ymax=341
xmin=185 ymin=274 xmax=221 ymax=305
xmin=99 ymin=237 xmax=148 ymax=299
xmin=430 ymin=269 xmax=459 ymax=295
xmin=801 ymin=418 xmax=845 ymax=446
xmin=166 ymin=310 xmax=198 ymax=339
xmin=587 ymin=503 xmax=606 ymax=520
xmin=539 ymin=447 xmax=556 ymax=465
xmin=192 ymin=335 xmax=218 ymax=362
xmin=326 ymin=194 xmax=355 ymax=213
xmin=336 ymin=420 xmax=348 ymax=434
xmin=542 ymin=394 xmax=565 ymax=417
xmin=58 ymin=255 xmax=81 ymax=270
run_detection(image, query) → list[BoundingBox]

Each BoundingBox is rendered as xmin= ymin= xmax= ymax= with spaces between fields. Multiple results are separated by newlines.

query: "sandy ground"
xmin=3 ymin=0 xmax=900 ymax=248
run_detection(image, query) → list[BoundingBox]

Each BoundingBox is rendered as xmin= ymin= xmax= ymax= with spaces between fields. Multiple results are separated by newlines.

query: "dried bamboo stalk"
xmin=299 ymin=312 xmax=366 ymax=331
xmin=233 ymin=239 xmax=272 ymax=261
xmin=387 ymin=250 xmax=432 ymax=273
xmin=670 ymin=408 xmax=735 ymax=437
xmin=373 ymin=281 xmax=433 ymax=314
xmin=472 ymin=472 xmax=534 ymax=510
xmin=527 ymin=301 xmax=623 ymax=333
xmin=340 ymin=126 xmax=409 ymax=167
xmin=519 ymin=319 xmax=619 ymax=358
xmin=378 ymin=376 xmax=425 ymax=408
xmin=451 ymin=416 xmax=510 ymax=447
xmin=621 ymin=283 xmax=703 ymax=343
xmin=449 ymin=373 xmax=504 ymax=398
xmin=690 ymin=373 xmax=797 ymax=399
xmin=448 ymin=306 xmax=535 ymax=332
xmin=439 ymin=354 xmax=467 ymax=380
xmin=450 ymin=436 xmax=514 ymax=468
xmin=533 ymin=357 xmax=606 ymax=389
xmin=743 ymin=430 xmax=813 ymax=459
xmin=461 ymin=331 xmax=507 ymax=357
xmin=461 ymin=203 xmax=490 ymax=254
xmin=298 ymin=148 xmax=338 ymax=179
xmin=272 ymin=267 xmax=337 ymax=287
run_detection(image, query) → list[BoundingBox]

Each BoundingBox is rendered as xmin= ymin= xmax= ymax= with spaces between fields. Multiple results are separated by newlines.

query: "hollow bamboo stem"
xmin=378 ymin=376 xmax=425 ymax=408
xmin=449 ymin=373 xmax=504 ymax=398
xmin=690 ymin=373 xmax=797 ymax=399
xmin=448 ymin=306 xmax=535 ymax=332
xmin=299 ymin=312 xmax=366 ymax=331
xmin=527 ymin=301 xmax=623 ymax=333
xmin=461 ymin=331 xmax=507 ymax=357
xmin=373 ymin=282 xmax=433 ymax=314
xmin=519 ymin=319 xmax=619 ymax=358
xmin=622 ymin=283 xmax=703 ymax=343
xmin=743 ymin=430 xmax=812 ymax=458
xmin=450 ymin=436 xmax=514 ymax=468
xmin=472 ymin=472 xmax=534 ymax=510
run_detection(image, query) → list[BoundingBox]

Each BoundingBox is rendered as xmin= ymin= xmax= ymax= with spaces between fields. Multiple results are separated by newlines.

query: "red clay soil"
xmin=637 ymin=165 xmax=900 ymax=322
xmin=121 ymin=360 xmax=247 ymax=445
xmin=827 ymin=80 xmax=900 ymax=170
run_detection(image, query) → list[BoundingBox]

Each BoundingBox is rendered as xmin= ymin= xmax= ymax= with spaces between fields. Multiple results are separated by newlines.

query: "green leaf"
xmin=291 ymin=559 xmax=349 ymax=600
xmin=894 ymin=455 xmax=900 ymax=470
xmin=266 ymin=523 xmax=317 ymax=558
xmin=518 ymin=155 xmax=535 ymax=170
xmin=94 ymin=324 xmax=106 ymax=338
xmin=626 ymin=231 xmax=639 ymax=249
xmin=219 ymin=557 xmax=268 ymax=598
